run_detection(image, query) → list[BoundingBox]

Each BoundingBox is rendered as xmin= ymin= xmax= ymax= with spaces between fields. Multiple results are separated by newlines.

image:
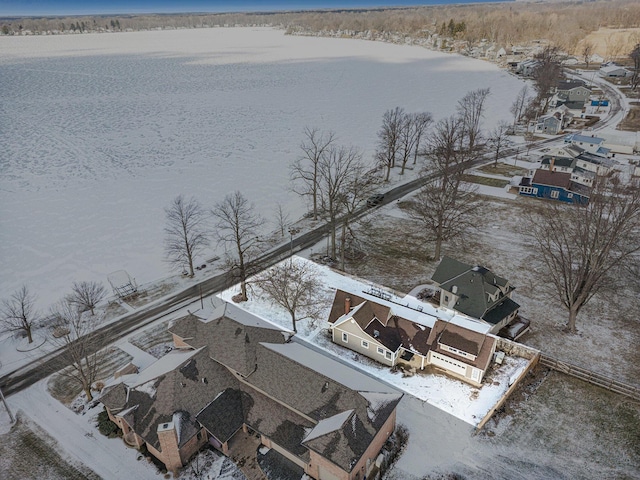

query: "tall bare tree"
xmin=375 ymin=107 xmax=405 ymax=181
xmin=337 ymin=158 xmax=382 ymax=269
xmin=211 ymin=191 xmax=264 ymax=301
xmin=49 ymin=298 xmax=107 ymax=401
xmin=404 ymin=116 xmax=482 ymax=260
xmin=67 ymin=281 xmax=106 ymax=316
xmin=527 ymin=176 xmax=640 ymax=333
xmin=274 ymin=203 xmax=290 ymax=238
xmin=487 ymin=121 xmax=513 ymax=167
xmin=317 ymin=145 xmax=364 ymax=260
xmin=456 ymin=87 xmax=490 ymax=153
xmin=290 ymin=127 xmax=335 ymax=220
xmin=510 ymin=84 xmax=531 ymax=127
xmin=532 ymin=46 xmax=562 ymax=114
xmin=164 ymin=195 xmax=209 ymax=277
xmin=254 ymin=258 xmax=323 ymax=333
xmin=398 ymin=112 xmax=433 ymax=174
xmin=1 ymin=285 xmax=39 ymax=344
xmin=582 ymin=41 xmax=594 ymax=69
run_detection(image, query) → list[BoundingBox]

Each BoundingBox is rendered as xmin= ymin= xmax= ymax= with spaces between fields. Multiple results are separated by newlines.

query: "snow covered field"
xmin=0 ymin=27 xmax=525 ymax=310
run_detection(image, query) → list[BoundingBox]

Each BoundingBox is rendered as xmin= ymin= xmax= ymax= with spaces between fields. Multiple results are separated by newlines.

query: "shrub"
xmin=97 ymin=409 xmax=120 ymax=437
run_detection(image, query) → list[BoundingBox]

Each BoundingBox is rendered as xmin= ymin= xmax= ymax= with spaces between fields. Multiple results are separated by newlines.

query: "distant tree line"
xmin=2 ymin=0 xmax=640 ymax=57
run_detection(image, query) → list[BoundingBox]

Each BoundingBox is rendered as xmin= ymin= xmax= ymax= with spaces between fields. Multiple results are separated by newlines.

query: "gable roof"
xmin=169 ymin=304 xmax=288 ymax=377
xmin=431 ymin=257 xmax=517 ymax=323
xmin=541 ymin=156 xmax=576 ymax=169
xmin=532 ymin=169 xmax=572 ymax=188
xmin=567 ymin=133 xmax=605 ymax=145
xmin=328 ymin=289 xmax=391 ymax=327
xmin=102 ymin=302 xmax=402 ymax=474
xmin=427 ymin=320 xmax=496 ymax=371
xmin=556 ymin=79 xmax=588 ymax=92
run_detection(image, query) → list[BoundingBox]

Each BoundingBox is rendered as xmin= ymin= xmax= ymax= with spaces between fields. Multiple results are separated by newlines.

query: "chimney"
xmin=550 ymin=157 xmax=555 ymax=172
xmin=345 ymin=296 xmax=351 ymax=315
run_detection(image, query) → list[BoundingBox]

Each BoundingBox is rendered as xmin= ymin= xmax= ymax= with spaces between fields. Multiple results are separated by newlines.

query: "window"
xmin=377 ymin=346 xmax=385 ymax=355
xmin=551 ymin=190 xmax=559 ymax=199
xmin=567 ymin=192 xmax=573 ymax=198
xmin=342 ymin=332 xmax=348 ymax=343
xmin=520 ymin=187 xmax=533 ymax=194
xmin=385 ymin=351 xmax=392 ymax=360
xmin=533 ymin=188 xmax=538 ymax=194
xmin=444 ymin=295 xmax=449 ymax=303
xmin=361 ymin=340 xmax=369 ymax=349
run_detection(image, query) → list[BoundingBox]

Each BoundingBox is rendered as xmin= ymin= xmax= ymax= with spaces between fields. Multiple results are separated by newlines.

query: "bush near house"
xmin=97 ymin=410 xmax=120 ymax=437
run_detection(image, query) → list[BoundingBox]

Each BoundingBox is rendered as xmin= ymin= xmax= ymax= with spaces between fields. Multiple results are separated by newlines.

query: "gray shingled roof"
xmin=432 ymin=257 xmax=516 ymax=322
xmin=102 ymin=304 xmax=401 ymax=474
xmin=170 ymin=304 xmax=288 ymax=377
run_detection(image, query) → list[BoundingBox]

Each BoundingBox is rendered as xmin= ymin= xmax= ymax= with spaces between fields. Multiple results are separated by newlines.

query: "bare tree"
xmin=412 ymin=112 xmax=433 ymax=165
xmin=67 ymin=281 xmax=106 ymax=316
xmin=164 ymin=195 xmax=209 ymax=277
xmin=510 ymin=85 xmax=531 ymax=127
xmin=456 ymin=87 xmax=490 ymax=153
xmin=582 ymin=41 xmax=594 ymax=69
xmin=375 ymin=107 xmax=405 ymax=181
xmin=274 ymin=203 xmax=290 ymax=237
xmin=527 ymin=176 xmax=640 ymax=333
xmin=404 ymin=116 xmax=482 ymax=260
xmin=337 ymin=159 xmax=382 ymax=269
xmin=1 ymin=285 xmax=39 ymax=344
xmin=49 ymin=299 xmax=106 ymax=401
xmin=254 ymin=258 xmax=324 ymax=333
xmin=290 ymin=127 xmax=335 ymax=220
xmin=532 ymin=46 xmax=562 ymax=114
xmin=630 ymin=43 xmax=640 ymax=91
xmin=317 ymin=144 xmax=364 ymax=259
xmin=211 ymin=191 xmax=264 ymax=301
xmin=487 ymin=121 xmax=513 ymax=167
xmin=398 ymin=112 xmax=433 ymax=174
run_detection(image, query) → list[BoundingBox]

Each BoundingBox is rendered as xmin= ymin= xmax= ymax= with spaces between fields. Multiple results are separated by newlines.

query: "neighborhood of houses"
xmin=97 ymin=257 xmax=537 ymax=479
xmin=515 ymin=131 xmax=638 ymax=204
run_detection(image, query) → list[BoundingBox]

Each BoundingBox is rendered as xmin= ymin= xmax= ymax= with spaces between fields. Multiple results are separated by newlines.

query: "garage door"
xmin=430 ymin=352 xmax=467 ymax=376
xmin=319 ymin=466 xmax=341 ymax=480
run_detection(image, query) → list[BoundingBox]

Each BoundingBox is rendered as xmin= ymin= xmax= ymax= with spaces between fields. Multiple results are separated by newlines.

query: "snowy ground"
xmin=216 ymin=258 xmax=532 ymax=427
xmin=0 ymin=27 xmax=525 ymax=311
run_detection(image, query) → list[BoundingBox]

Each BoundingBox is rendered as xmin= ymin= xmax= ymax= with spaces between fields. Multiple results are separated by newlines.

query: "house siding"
xmin=332 ymin=320 xmax=395 ymax=367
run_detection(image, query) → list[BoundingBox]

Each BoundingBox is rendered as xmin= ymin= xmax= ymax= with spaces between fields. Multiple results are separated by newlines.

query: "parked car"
xmin=367 ymin=193 xmax=385 ymax=207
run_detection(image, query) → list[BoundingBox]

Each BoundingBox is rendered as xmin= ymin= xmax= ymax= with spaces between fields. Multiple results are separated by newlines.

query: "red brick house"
xmin=100 ymin=302 xmax=402 ymax=479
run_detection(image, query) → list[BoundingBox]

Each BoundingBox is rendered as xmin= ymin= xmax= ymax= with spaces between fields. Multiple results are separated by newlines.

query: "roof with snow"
xmin=566 ymin=133 xmax=605 ymax=146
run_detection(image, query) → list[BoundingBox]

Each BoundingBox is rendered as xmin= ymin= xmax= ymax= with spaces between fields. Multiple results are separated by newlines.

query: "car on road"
xmin=367 ymin=193 xmax=385 ymax=207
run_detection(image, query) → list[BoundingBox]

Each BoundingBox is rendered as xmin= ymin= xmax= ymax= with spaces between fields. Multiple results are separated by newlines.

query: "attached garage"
xmin=430 ymin=352 xmax=467 ymax=376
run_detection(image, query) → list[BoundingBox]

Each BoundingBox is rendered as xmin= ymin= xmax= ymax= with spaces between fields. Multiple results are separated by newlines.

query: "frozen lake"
xmin=0 ymin=28 xmax=525 ymax=308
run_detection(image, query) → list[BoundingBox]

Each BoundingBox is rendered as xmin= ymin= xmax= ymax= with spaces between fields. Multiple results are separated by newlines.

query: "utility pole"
xmin=0 ymin=386 xmax=14 ymax=424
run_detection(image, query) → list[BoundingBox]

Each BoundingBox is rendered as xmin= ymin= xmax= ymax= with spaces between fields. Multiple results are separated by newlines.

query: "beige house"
xmin=101 ymin=302 xmax=402 ymax=480
xmin=328 ymin=289 xmax=497 ymax=387
xmin=426 ymin=320 xmax=497 ymax=386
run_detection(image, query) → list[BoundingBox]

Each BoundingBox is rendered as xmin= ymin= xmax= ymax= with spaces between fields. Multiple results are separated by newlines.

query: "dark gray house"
xmin=431 ymin=257 xmax=520 ymax=334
